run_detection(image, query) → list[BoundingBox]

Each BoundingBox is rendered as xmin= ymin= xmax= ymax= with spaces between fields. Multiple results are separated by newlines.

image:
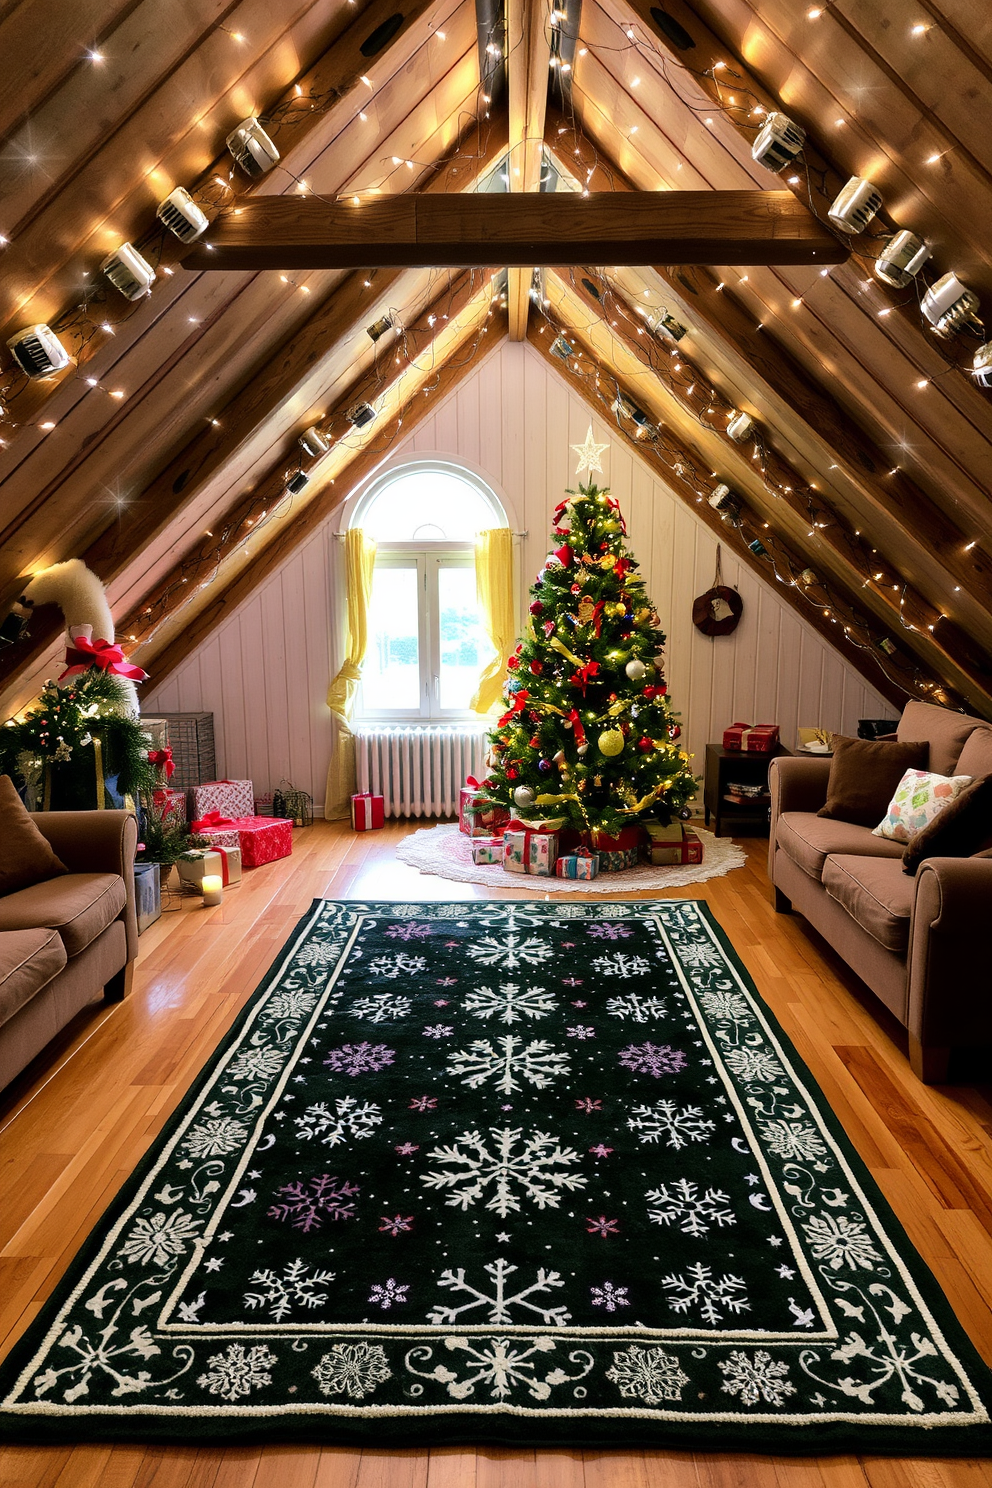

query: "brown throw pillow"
xmin=817 ymin=735 xmax=929 ymax=828
xmin=0 ymin=774 xmax=68 ymax=895
xmin=902 ymin=774 xmax=992 ymax=874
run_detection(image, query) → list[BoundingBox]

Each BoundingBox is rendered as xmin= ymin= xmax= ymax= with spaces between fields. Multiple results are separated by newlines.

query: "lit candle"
xmin=201 ymin=874 xmax=223 ymax=906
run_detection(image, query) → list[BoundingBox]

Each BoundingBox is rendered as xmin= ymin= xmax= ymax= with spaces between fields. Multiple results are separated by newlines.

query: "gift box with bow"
xmin=459 ymin=776 xmax=510 ymax=838
xmin=722 ymin=722 xmax=780 ymax=753
xmin=502 ymin=819 xmax=559 ymax=875
xmin=190 ymin=778 xmax=255 ymax=821
xmin=471 ymin=835 xmax=505 ymax=865
xmin=351 ymin=792 xmax=384 ymax=831
xmin=177 ymin=849 xmax=225 ymax=891
xmin=644 ymin=825 xmax=703 ymax=865
xmin=198 ymin=816 xmax=294 ymax=868
xmin=555 ymin=847 xmax=600 ymax=880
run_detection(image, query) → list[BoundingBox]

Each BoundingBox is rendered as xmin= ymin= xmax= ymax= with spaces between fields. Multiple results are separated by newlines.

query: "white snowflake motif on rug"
xmin=467 ymin=933 xmax=554 ymax=971
xmin=605 ymin=994 xmax=668 ymax=1023
xmin=801 ymin=1211 xmax=883 ymax=1271
xmin=225 ymin=1043 xmax=286 ymax=1083
xmin=197 ymin=1344 xmax=277 ymax=1403
xmin=722 ymin=1047 xmax=785 ymax=1083
xmin=662 ymin=1264 xmax=750 ymax=1325
xmin=463 ymin=982 xmax=557 ymax=1025
xmin=428 ymin=1258 xmax=570 ymax=1327
xmin=120 ymin=1210 xmax=202 ymax=1269
xmin=182 ymin=1113 xmax=249 ymax=1158
xmin=606 ymin=1346 xmax=690 ymax=1404
xmin=719 ymin=1350 xmax=796 ymax=1408
xmin=591 ymin=952 xmax=652 ymax=978
xmin=627 ymin=1101 xmax=717 ymax=1149
xmin=645 ymin=1179 xmax=736 ymax=1237
xmin=311 ymin=1343 xmax=391 ymax=1400
xmin=421 ymin=1127 xmax=587 ymax=1216
xmin=348 ymin=993 xmax=412 ymax=1023
xmin=446 ymin=1035 xmax=570 ymax=1095
xmin=366 ymin=953 xmax=427 ymax=980
xmin=294 ymin=1098 xmax=382 ymax=1148
xmin=244 ymin=1260 xmax=335 ymax=1322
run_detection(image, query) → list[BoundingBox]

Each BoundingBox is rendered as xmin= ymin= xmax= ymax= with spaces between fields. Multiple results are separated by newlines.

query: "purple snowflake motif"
xmin=591 ymin=1281 xmax=630 ymax=1312
xmin=379 ymin=1214 xmax=414 ymax=1235
xmin=324 ymin=1042 xmax=395 ymax=1076
xmin=268 ymin=1175 xmax=359 ymax=1232
xmin=587 ymin=923 xmax=633 ymax=941
xmin=587 ymin=1215 xmax=620 ymax=1237
xmin=386 ymin=922 xmax=432 ymax=941
xmin=422 ymin=1025 xmax=453 ymax=1039
xmin=368 ymin=1278 xmax=410 ymax=1309
xmin=567 ymin=1025 xmax=596 ymax=1040
xmin=619 ymin=1043 xmax=687 ymax=1078
xmin=575 ymin=1098 xmax=602 ymax=1113
xmin=409 ymin=1096 xmax=437 ymax=1112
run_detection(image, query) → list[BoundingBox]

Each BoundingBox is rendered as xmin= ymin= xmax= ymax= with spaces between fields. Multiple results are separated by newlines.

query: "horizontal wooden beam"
xmin=184 ymin=191 xmax=849 ymax=271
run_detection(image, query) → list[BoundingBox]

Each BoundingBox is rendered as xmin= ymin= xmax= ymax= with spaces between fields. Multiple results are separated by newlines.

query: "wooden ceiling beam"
xmin=559 ymin=268 xmax=992 ymax=715
xmin=506 ymin=0 xmax=554 ymax=340
xmin=0 ymin=120 xmax=507 ymax=695
xmin=545 ymin=112 xmax=992 ymax=635
xmin=0 ymin=0 xmax=445 ymax=436
xmin=527 ymin=312 xmax=956 ymax=713
xmin=183 ymin=190 xmax=847 ymax=272
xmin=129 ymin=292 xmax=504 ymax=693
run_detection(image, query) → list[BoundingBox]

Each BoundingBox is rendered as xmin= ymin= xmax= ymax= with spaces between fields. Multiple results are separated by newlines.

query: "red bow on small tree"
xmin=59 ymin=636 xmax=149 ymax=682
xmin=148 ymin=746 xmax=174 ymax=779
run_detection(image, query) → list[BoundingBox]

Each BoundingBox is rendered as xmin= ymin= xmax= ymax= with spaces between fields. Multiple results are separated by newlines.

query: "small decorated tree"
xmin=484 ymin=435 xmax=697 ymax=839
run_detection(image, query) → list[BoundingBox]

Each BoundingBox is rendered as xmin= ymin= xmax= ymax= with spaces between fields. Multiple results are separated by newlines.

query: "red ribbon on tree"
xmin=498 ymin=689 xmax=530 ymax=727
xmin=148 ymin=746 xmax=174 ymax=779
xmin=569 ymin=660 xmax=599 ymax=695
xmin=191 ymin=810 xmax=236 ymax=832
xmin=565 ymin=708 xmax=587 ymax=747
xmin=554 ymin=544 xmax=572 ymax=567
xmin=60 ymin=636 xmax=149 ymax=682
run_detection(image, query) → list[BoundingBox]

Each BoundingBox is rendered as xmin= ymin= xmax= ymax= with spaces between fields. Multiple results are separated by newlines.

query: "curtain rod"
xmin=332 ymin=530 xmax=528 ymax=540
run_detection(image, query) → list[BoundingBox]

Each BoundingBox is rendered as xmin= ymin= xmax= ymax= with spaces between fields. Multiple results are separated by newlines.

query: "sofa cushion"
xmin=0 ymin=873 xmax=126 ymax=957
xmin=872 ymin=768 xmax=974 ymax=843
xmin=822 ymin=854 xmax=915 ymax=954
xmin=897 ymin=700 xmax=986 ymax=775
xmin=903 ymin=774 xmax=992 ymax=873
xmin=777 ymin=811 xmax=904 ymax=880
xmin=955 ymin=725 xmax=992 ymax=780
xmin=0 ymin=774 xmax=68 ymax=895
xmin=818 ymin=737 xmax=929 ymax=827
xmin=0 ymin=927 xmax=67 ymax=1029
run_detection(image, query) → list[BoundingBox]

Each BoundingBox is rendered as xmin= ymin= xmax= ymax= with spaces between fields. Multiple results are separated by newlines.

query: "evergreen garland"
xmin=0 ymin=671 xmax=158 ymax=809
xmin=484 ymin=482 xmax=698 ymax=838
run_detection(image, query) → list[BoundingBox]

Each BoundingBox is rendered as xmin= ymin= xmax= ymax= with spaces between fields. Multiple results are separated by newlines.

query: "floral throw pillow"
xmin=872 ymin=768 xmax=973 ymax=843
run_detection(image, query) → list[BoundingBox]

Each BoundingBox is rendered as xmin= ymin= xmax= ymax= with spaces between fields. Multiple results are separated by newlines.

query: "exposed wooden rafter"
xmin=506 ymin=0 xmax=553 ymax=339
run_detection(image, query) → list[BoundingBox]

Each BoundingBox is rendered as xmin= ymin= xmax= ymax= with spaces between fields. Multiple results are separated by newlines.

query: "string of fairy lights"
xmin=0 ymin=1 xmax=981 ymax=710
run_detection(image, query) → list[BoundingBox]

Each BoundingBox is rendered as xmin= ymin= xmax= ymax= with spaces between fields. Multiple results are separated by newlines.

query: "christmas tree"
xmin=484 ymin=443 xmax=697 ymax=840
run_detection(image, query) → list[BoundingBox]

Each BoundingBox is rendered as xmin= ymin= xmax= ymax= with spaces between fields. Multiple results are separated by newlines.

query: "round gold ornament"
xmin=605 ymin=600 xmax=626 ymax=618
xmin=599 ymin=553 xmax=616 ymax=570
xmin=598 ymin=728 xmax=625 ymax=758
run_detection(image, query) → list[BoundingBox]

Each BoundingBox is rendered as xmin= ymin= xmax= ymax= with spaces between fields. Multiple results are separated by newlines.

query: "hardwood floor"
xmin=1 ymin=818 xmax=991 ymax=1486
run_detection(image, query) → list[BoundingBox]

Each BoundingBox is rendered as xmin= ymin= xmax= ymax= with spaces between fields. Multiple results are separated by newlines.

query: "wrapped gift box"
xmin=555 ymin=849 xmax=600 ymax=880
xmin=177 ymin=849 xmax=224 ymax=891
xmin=471 ymin=835 xmax=505 ymax=865
xmin=599 ymin=847 xmax=639 ymax=872
xmin=351 ymin=792 xmax=384 ymax=831
xmin=722 ymin=722 xmax=780 ymax=753
xmin=133 ymin=862 xmax=161 ymax=934
xmin=232 ymin=816 xmax=293 ymax=868
xmin=588 ymin=824 xmax=642 ymax=853
xmin=211 ymin=844 xmax=242 ymax=885
xmin=194 ymin=824 xmax=241 ymax=849
xmin=503 ymin=821 xmax=559 ymax=876
xmin=190 ymin=778 xmax=254 ymax=821
xmin=152 ymin=786 xmax=186 ymax=824
xmin=645 ymin=826 xmax=703 ymax=866
xmin=459 ymin=778 xmax=510 ymax=838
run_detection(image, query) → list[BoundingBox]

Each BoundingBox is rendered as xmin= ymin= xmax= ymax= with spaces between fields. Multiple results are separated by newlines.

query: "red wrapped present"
xmin=645 ymin=826 xmax=703 ymax=865
xmin=190 ymin=778 xmax=255 ymax=820
xmin=351 ymin=792 xmax=384 ymax=831
xmin=722 ymin=722 xmax=780 ymax=753
xmin=191 ymin=809 xmax=239 ymax=848
xmin=459 ymin=776 xmax=510 ymax=837
xmin=230 ymin=816 xmax=293 ymax=868
xmin=587 ymin=824 xmax=642 ymax=853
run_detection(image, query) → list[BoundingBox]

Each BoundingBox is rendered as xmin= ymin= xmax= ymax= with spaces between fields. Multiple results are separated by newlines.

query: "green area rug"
xmin=2 ymin=899 xmax=991 ymax=1452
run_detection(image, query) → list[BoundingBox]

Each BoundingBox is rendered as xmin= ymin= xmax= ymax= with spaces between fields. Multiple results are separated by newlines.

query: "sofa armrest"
xmin=768 ymin=756 xmax=832 ymax=884
xmin=31 ymin=810 xmax=139 ymax=964
xmin=907 ymin=856 xmax=992 ymax=1052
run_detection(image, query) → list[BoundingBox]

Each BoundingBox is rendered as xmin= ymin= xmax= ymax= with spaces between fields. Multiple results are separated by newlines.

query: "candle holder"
xmin=201 ymin=874 xmax=223 ymax=907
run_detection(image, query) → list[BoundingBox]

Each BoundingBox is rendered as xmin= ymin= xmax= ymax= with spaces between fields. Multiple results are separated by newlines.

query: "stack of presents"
xmin=457 ymin=778 xmax=702 ymax=879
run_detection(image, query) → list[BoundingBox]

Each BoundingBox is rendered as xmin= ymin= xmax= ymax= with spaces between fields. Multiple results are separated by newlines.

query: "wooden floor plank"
xmin=1 ymin=819 xmax=991 ymax=1485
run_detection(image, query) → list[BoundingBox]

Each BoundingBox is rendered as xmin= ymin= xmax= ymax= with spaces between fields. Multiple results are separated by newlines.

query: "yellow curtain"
xmin=325 ymin=528 xmax=377 ymax=818
xmin=470 ymin=526 xmax=515 ymax=714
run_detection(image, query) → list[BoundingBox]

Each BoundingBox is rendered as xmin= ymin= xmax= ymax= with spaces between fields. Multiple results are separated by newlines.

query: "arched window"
xmin=350 ymin=460 xmax=509 ymax=720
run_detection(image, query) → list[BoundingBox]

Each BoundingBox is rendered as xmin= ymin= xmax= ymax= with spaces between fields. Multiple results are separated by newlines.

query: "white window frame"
xmin=347 ymin=458 xmax=512 ymax=725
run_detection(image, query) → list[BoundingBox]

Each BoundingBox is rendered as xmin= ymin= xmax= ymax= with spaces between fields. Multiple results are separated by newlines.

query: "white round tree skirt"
xmin=395 ymin=822 xmax=747 ymax=894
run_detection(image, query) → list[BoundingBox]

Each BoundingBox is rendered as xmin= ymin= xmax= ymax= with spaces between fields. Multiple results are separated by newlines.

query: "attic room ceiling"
xmin=0 ymin=0 xmax=990 ymax=720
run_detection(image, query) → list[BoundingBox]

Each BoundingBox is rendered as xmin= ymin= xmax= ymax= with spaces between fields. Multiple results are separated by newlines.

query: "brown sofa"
xmin=0 ymin=810 xmax=137 ymax=1093
xmin=769 ymin=700 xmax=992 ymax=1084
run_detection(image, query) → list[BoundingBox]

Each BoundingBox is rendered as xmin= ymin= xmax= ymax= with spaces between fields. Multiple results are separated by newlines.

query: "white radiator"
xmin=354 ymin=725 xmax=489 ymax=818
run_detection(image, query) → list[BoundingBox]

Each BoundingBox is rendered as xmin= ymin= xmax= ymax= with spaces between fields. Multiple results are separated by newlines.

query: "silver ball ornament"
xmin=576 ymin=742 xmax=589 ymax=756
xmin=513 ymin=785 xmax=536 ymax=809
xmin=625 ymin=658 xmax=647 ymax=682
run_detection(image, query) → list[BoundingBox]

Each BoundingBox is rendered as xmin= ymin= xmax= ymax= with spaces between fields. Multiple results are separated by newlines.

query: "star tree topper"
xmin=571 ymin=425 xmax=609 ymax=478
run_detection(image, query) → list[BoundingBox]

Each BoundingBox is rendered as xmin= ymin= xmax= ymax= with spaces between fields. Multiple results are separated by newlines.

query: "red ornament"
xmin=530 ymin=735 xmax=541 ymax=748
xmin=507 ymin=768 xmax=519 ymax=779
xmin=529 ymin=600 xmax=543 ymax=615
xmin=657 ymin=682 xmax=668 ymax=696
xmin=507 ymin=655 xmax=519 ymax=670
xmin=529 ymin=660 xmax=543 ymax=675
xmin=570 ymin=583 xmax=581 ymax=595
xmin=637 ymin=736 xmax=653 ymax=753
xmin=670 ymin=724 xmax=681 ymax=739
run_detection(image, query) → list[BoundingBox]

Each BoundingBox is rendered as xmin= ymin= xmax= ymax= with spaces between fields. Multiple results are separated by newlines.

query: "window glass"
xmin=437 ymin=564 xmax=494 ymax=711
xmin=363 ymin=566 xmax=420 ymax=711
xmin=360 ymin=469 xmax=497 ymax=541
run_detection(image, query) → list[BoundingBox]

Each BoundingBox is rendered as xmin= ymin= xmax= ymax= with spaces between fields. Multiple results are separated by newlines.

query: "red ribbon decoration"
xmin=148 ymin=746 xmax=174 ymax=779
xmin=498 ymin=689 xmax=530 ymax=727
xmin=191 ymin=811 xmax=236 ymax=832
xmin=465 ymin=775 xmax=481 ymax=790
xmin=60 ymin=636 xmax=149 ymax=682
xmin=554 ymin=543 xmax=572 ymax=567
xmin=565 ymin=708 xmax=587 ymax=748
xmin=569 ymin=660 xmax=599 ymax=695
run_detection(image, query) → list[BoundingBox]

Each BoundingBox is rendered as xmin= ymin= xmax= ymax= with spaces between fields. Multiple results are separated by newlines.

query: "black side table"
xmin=703 ymin=743 xmax=791 ymax=837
